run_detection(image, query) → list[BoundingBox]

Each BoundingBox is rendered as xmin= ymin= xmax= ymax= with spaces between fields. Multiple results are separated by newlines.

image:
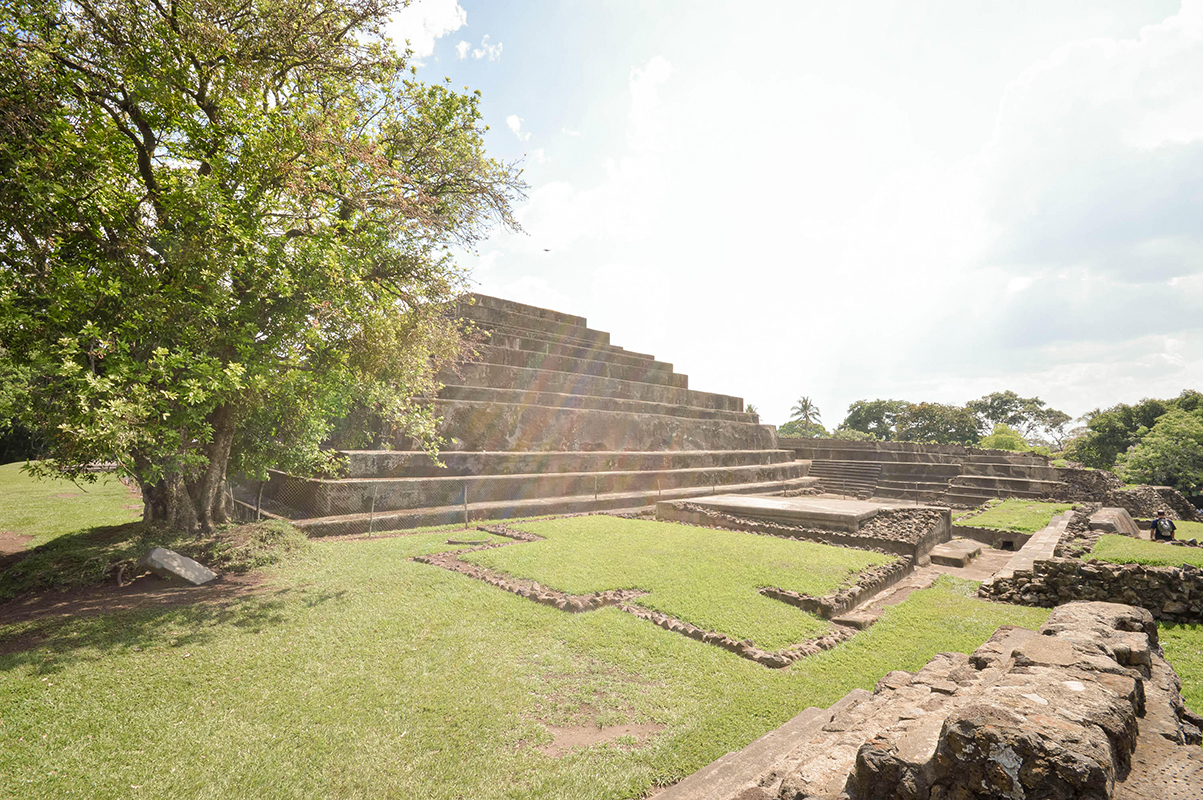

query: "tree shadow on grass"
xmin=0 ymin=582 xmax=348 ymax=675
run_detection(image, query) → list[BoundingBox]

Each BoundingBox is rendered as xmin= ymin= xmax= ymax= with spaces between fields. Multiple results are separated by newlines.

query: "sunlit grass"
xmin=0 ymin=461 xmax=142 ymax=548
xmin=954 ymin=498 xmax=1074 ymax=533
xmin=1090 ymin=534 xmax=1203 ymax=569
xmin=0 ymin=528 xmax=1048 ymax=800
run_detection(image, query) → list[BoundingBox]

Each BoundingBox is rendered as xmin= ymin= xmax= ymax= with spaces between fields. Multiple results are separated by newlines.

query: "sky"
xmin=387 ymin=0 xmax=1203 ymax=429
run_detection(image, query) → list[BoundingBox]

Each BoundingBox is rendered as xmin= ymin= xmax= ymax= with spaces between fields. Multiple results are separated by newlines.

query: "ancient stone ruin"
xmin=252 ymin=294 xmax=818 ymax=534
xmin=658 ymin=602 xmax=1203 ymax=800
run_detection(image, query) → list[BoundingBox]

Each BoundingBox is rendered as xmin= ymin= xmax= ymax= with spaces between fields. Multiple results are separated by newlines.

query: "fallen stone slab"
xmin=135 ymin=547 xmax=218 ymax=586
xmin=1091 ymin=507 xmax=1141 ymax=537
xmin=929 ymin=538 xmax=981 ymax=567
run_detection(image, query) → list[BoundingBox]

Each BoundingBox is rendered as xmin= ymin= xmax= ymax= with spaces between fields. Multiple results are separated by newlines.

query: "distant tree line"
xmin=1065 ymin=391 xmax=1203 ymax=495
xmin=778 ymin=389 xmax=1202 ymax=496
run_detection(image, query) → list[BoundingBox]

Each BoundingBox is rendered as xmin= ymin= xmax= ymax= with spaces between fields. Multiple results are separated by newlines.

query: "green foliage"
xmin=0 ymin=0 xmax=522 ymax=532
xmin=893 ymin=402 xmax=980 ymax=445
xmin=839 ymin=399 xmax=908 ymax=441
xmin=1089 ymin=534 xmax=1203 ymax=568
xmin=1066 ymin=395 xmax=1180 ymax=469
xmin=831 ymin=427 xmax=878 ymax=441
xmin=0 ymin=539 xmax=1047 ymax=800
xmin=778 ymin=419 xmax=827 ymax=438
xmin=1116 ymin=408 xmax=1203 ymax=494
xmin=955 ymin=499 xmax=1074 ymax=533
xmin=965 ymin=390 xmax=1070 ymax=444
xmin=464 ymin=516 xmax=892 ymax=650
xmin=978 ymin=423 xmax=1030 ymax=452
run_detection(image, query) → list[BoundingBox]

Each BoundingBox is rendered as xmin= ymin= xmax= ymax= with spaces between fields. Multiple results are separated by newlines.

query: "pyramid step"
xmin=446 ymin=363 xmax=743 ymax=410
xmin=462 ymin=293 xmax=587 ymax=328
xmin=339 ymin=449 xmax=797 ymax=478
xmin=436 ymin=385 xmax=756 ymax=423
xmin=458 ymin=302 xmax=611 ymax=349
xmin=484 ymin=330 xmax=663 ymax=370
xmin=288 ymin=476 xmax=824 ymax=537
xmin=470 ymin=343 xmax=679 ymax=386
xmin=270 ymin=460 xmax=810 ymax=516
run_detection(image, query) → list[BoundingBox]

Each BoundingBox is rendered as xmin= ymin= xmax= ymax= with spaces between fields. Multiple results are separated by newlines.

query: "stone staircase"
xmin=779 ymin=439 xmax=1065 ymax=507
xmin=805 ymin=460 xmax=881 ymax=499
xmin=253 ymin=294 xmax=817 ymax=535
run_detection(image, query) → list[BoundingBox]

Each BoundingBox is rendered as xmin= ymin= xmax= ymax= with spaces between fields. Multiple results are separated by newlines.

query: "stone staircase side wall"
xmin=981 ymin=557 xmax=1203 ymax=622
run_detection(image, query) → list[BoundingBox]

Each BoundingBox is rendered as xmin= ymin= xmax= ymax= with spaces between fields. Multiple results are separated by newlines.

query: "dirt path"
xmin=0 ymin=572 xmax=266 ymax=631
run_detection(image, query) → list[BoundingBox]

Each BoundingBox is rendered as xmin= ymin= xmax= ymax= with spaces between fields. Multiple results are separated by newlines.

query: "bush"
xmin=978 ymin=424 xmax=1029 ymax=451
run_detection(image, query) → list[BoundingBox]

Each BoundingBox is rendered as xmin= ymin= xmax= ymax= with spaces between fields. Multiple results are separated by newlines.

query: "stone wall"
xmin=949 ymin=524 xmax=1031 ymax=551
xmin=1055 ymin=467 xmax=1199 ymax=521
xmin=981 ymin=557 xmax=1203 ymax=622
xmin=704 ymin=602 xmax=1203 ymax=800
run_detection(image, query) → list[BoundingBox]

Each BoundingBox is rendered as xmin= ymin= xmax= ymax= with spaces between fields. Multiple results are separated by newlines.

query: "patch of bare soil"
xmin=0 ymin=571 xmax=266 ymax=631
xmin=0 ymin=530 xmax=33 ymax=557
xmin=537 ymin=722 xmax=665 ymax=757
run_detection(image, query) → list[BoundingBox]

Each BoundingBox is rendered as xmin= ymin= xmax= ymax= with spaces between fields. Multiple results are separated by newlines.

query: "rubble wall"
xmin=982 ymin=557 xmax=1203 ymax=622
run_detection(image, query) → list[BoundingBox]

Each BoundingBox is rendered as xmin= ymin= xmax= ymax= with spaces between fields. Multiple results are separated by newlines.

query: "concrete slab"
xmin=135 ymin=547 xmax=217 ymax=586
xmin=930 ymin=538 xmax=982 ymax=568
xmin=1090 ymin=507 xmax=1141 ymax=537
xmin=658 ymin=494 xmax=896 ymax=533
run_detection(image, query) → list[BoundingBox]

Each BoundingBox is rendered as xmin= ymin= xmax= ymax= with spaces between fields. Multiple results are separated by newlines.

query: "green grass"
xmin=1162 ymin=623 xmax=1203 ymax=714
xmin=0 ymin=527 xmax=1048 ymax=800
xmin=463 ymin=516 xmax=893 ymax=650
xmin=0 ymin=461 xmax=142 ymax=548
xmin=953 ymin=498 xmax=1074 ymax=533
xmin=1089 ymin=535 xmax=1203 ymax=568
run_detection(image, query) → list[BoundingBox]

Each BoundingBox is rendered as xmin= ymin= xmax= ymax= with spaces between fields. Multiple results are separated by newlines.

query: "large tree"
xmin=1117 ymin=408 xmax=1203 ymax=494
xmin=0 ymin=0 xmax=522 ymax=532
xmin=837 ymin=398 xmax=908 ymax=441
xmin=892 ymin=402 xmax=980 ymax=446
xmin=965 ymin=390 xmax=1070 ymax=443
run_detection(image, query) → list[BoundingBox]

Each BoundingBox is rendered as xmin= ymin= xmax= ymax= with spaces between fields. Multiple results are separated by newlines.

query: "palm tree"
xmin=790 ymin=396 xmax=821 ymax=428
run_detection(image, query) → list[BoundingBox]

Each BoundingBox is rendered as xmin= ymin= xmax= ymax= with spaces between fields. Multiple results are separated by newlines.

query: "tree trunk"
xmin=135 ymin=403 xmax=236 ymax=535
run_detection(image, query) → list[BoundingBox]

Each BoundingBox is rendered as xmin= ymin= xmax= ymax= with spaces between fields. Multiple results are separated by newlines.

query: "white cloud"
xmin=531 ymin=148 xmax=549 ymax=164
xmin=455 ymin=40 xmax=470 ymax=59
xmin=506 ymin=114 xmax=531 ymax=141
xmin=626 ymin=55 xmax=675 ymax=153
xmin=386 ymin=0 xmax=466 ymax=59
xmin=472 ymin=34 xmax=503 ymax=61
xmin=562 ymin=128 xmax=582 ymax=137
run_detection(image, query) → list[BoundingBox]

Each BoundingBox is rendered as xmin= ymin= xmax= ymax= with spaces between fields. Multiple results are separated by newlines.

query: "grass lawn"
xmin=1162 ymin=623 xmax=1203 ymax=714
xmin=463 ymin=516 xmax=894 ymax=650
xmin=1089 ymin=535 xmax=1203 ymax=569
xmin=0 ymin=461 xmax=142 ymax=548
xmin=0 ymin=525 xmax=1049 ymax=800
xmin=953 ymin=499 xmax=1074 ymax=533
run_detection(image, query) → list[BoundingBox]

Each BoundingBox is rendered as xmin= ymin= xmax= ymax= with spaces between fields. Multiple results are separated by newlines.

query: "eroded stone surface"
xmin=751 ymin=602 xmax=1202 ymax=800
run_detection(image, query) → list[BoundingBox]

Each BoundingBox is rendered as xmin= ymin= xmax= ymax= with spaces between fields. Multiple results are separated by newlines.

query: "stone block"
xmin=135 ymin=547 xmax=217 ymax=585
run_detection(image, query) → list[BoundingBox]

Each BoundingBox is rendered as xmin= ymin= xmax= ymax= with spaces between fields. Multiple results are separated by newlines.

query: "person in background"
xmin=1151 ymin=510 xmax=1176 ymax=541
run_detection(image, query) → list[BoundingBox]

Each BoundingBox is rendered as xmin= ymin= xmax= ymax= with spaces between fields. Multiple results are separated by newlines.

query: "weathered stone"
xmin=135 ymin=547 xmax=217 ymax=585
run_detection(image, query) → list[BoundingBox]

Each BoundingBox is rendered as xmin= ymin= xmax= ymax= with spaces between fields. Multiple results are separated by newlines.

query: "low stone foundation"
xmin=981 ymin=557 xmax=1203 ymax=622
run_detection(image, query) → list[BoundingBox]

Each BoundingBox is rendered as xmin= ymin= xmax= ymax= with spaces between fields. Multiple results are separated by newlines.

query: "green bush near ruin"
xmin=953 ymin=498 xmax=1074 ymax=533
xmin=1090 ymin=534 xmax=1203 ymax=569
xmin=463 ymin=516 xmax=893 ymax=650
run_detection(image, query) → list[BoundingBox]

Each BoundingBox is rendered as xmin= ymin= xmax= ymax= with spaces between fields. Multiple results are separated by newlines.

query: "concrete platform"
xmin=657 ymin=494 xmax=904 ymax=533
xmin=929 ymin=538 xmax=982 ymax=567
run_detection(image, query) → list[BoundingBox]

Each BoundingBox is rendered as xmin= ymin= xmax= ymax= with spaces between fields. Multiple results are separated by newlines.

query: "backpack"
xmin=1157 ymin=517 xmax=1174 ymax=537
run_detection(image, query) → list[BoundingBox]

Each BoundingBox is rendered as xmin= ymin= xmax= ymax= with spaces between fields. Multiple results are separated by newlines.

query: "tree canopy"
xmin=1116 ymin=408 xmax=1203 ymax=494
xmin=0 ymin=0 xmax=523 ymax=532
